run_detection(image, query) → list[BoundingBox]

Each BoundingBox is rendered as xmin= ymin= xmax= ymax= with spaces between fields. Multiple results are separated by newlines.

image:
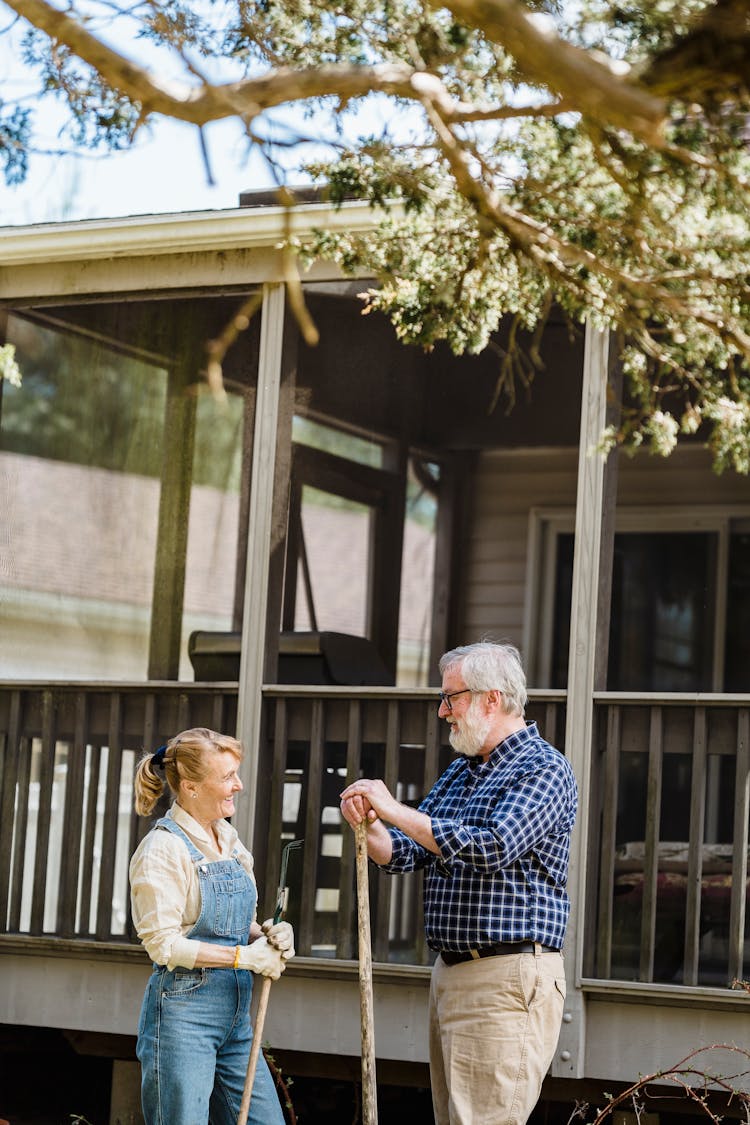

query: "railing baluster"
xmin=683 ymin=707 xmax=707 ymax=985
xmin=9 ymin=733 xmax=31 ymax=932
xmin=142 ymin=692 xmax=157 ymax=756
xmin=212 ymin=691 xmax=226 ymax=733
xmin=298 ymin=698 xmax=324 ymax=956
xmin=728 ymin=708 xmax=750 ymax=983
xmin=125 ymin=692 xmax=150 ymax=941
xmin=0 ymin=690 xmax=22 ymax=929
xmin=30 ymin=692 xmax=56 ymax=934
xmin=416 ymin=706 xmax=442 ymax=966
xmin=133 ymin=691 xmax=157 ymax=858
xmin=96 ymin=694 xmax=123 ymax=940
xmin=544 ymin=701 xmax=558 ymax=748
xmin=177 ymin=692 xmax=190 ymax=732
xmin=639 ymin=707 xmax=663 ymax=982
xmin=595 ymin=705 xmax=620 ymax=979
xmin=57 ymin=692 xmax=88 ymax=937
xmin=373 ymin=700 xmax=400 ymax=962
xmin=79 ymin=743 xmax=102 ymax=936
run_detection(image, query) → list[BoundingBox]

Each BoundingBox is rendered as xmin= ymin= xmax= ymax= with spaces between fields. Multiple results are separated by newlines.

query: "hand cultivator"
xmin=237 ymin=838 xmax=303 ymax=1125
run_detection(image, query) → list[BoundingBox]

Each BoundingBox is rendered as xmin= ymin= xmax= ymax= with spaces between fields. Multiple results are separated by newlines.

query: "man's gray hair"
xmin=439 ymin=642 xmax=527 ymax=717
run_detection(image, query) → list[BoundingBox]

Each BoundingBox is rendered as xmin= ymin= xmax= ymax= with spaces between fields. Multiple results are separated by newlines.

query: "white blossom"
xmin=0 ymin=344 xmax=21 ymax=388
xmin=647 ymin=410 xmax=679 ymax=456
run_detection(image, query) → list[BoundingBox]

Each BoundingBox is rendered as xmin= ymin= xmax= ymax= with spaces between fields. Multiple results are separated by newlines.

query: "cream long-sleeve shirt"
xmin=129 ymin=802 xmax=257 ymax=970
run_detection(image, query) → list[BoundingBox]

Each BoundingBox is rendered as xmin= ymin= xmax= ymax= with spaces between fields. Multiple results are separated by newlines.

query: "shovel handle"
xmin=237 ymin=974 xmax=272 ymax=1125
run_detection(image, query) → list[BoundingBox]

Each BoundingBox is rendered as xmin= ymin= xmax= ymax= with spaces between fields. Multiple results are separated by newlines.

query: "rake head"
xmin=273 ymin=838 xmax=304 ymax=923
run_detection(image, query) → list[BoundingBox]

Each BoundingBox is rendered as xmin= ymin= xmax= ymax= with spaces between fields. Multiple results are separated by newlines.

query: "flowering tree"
xmin=2 ymin=0 xmax=750 ymax=470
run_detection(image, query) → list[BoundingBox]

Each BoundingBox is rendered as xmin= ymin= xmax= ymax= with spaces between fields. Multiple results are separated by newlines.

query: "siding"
xmin=461 ymin=448 xmax=578 ymax=647
xmin=618 ymin=444 xmax=750 ymax=507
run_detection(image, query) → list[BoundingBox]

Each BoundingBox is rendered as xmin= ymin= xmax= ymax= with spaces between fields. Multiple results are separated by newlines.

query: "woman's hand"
xmin=236 ymin=935 xmax=286 ymax=979
xmin=261 ymin=919 xmax=295 ymax=959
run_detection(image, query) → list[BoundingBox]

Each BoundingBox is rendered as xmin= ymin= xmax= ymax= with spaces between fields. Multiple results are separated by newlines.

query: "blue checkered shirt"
xmin=382 ymin=722 xmax=578 ymax=953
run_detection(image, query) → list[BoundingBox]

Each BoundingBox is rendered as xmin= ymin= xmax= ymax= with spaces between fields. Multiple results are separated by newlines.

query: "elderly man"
xmin=340 ymin=641 xmax=578 ymax=1125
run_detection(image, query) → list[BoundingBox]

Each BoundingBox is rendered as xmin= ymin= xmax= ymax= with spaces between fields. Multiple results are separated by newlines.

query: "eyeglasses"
xmin=438 ymin=688 xmax=473 ymax=711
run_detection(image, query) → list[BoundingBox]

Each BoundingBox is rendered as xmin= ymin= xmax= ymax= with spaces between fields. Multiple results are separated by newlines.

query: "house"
xmin=1 ymin=195 xmax=749 ymax=1122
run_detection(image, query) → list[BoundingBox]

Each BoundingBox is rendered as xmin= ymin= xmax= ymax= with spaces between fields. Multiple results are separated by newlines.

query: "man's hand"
xmin=340 ymin=790 xmax=377 ymax=827
xmin=341 ymin=778 xmax=440 ymax=857
xmin=340 ymin=778 xmax=399 ymax=826
xmin=338 ymin=778 xmax=396 ymax=864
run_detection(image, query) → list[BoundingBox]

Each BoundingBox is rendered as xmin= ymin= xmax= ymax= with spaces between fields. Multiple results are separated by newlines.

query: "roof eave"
xmin=0 ymin=199 xmax=385 ymax=267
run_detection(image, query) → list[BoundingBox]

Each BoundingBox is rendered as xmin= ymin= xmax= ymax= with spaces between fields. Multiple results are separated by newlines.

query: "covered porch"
xmin=1 ymin=202 xmax=749 ymax=1117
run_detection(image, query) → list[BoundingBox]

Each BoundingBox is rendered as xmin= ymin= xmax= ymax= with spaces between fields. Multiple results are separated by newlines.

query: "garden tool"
xmin=237 ymin=837 xmax=303 ymax=1125
xmin=356 ymin=820 xmax=378 ymax=1124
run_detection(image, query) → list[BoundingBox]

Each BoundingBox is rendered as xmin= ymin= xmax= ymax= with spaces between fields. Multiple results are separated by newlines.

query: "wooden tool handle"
xmin=237 ymin=975 xmax=272 ymax=1125
xmin=356 ymin=820 xmax=378 ymax=1124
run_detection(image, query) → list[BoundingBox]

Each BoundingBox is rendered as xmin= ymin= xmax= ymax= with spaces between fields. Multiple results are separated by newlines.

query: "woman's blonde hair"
xmin=133 ymin=727 xmax=243 ymax=817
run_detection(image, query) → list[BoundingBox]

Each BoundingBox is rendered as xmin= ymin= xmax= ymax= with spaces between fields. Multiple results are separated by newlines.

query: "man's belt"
xmin=439 ymin=941 xmax=560 ymax=965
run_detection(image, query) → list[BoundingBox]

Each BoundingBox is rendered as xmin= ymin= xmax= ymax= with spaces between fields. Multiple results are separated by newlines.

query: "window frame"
xmin=282 ymin=440 xmax=405 ymax=675
xmin=524 ymin=505 xmax=750 ymax=690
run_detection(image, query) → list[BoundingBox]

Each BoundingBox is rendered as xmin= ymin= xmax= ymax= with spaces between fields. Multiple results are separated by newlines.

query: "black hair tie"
xmin=151 ymin=744 xmax=168 ymax=771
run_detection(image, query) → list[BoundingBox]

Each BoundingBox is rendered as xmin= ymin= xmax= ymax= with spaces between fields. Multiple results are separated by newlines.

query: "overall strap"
xmin=154 ymin=813 xmax=205 ymax=864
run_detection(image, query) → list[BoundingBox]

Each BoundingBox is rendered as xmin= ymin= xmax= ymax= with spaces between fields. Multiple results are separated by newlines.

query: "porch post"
xmin=553 ymin=323 xmax=610 ymax=1079
xmin=147 ymin=362 xmax=198 ymax=680
xmin=234 ymin=283 xmax=286 ymax=849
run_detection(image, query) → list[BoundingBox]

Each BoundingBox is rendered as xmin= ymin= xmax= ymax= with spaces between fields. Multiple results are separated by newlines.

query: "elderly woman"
xmin=129 ymin=727 xmax=294 ymax=1125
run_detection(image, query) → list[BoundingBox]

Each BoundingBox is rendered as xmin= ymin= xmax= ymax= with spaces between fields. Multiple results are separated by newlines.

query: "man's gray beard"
xmin=448 ymin=701 xmax=493 ymax=757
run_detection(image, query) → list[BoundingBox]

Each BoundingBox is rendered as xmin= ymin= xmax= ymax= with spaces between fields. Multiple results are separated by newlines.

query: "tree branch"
xmin=419 ymin=94 xmax=750 ymax=361
xmin=5 ymin=0 xmax=426 ymax=123
xmin=446 ymin=98 xmax=577 ymax=123
xmin=430 ymin=0 xmax=668 ymax=143
xmin=640 ymin=0 xmax=750 ymax=101
xmin=9 ymin=0 xmax=671 ymax=149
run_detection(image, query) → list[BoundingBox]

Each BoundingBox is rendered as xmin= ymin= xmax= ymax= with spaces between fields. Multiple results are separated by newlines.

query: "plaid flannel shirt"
xmin=382 ymin=722 xmax=578 ymax=953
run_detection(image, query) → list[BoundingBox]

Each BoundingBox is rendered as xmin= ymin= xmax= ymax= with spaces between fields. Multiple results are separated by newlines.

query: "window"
xmin=531 ymin=509 xmax=750 ymax=692
xmin=0 ymin=312 xmax=166 ymax=679
xmin=1 ymin=302 xmax=250 ymax=682
xmin=284 ymin=416 xmax=439 ymax=685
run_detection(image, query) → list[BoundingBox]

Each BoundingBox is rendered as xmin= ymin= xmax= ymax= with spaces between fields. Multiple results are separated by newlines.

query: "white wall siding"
xmin=618 ymin=444 xmax=750 ymax=507
xmin=461 ymin=448 xmax=578 ymax=649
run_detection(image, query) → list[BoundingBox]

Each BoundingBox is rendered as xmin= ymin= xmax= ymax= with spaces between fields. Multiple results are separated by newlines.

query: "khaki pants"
xmin=429 ymin=948 xmax=566 ymax=1125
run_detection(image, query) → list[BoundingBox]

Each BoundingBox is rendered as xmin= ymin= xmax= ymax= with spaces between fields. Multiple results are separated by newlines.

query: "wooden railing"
xmin=588 ymin=694 xmax=750 ymax=989
xmin=0 ymin=681 xmax=565 ymax=966
xmin=7 ymin=681 xmax=748 ymax=989
xmin=257 ymin=688 xmax=566 ymax=965
xmin=0 ymin=683 xmax=239 ymax=942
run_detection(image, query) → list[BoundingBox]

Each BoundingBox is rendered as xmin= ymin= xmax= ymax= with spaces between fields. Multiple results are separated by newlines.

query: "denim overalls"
xmin=136 ymin=816 xmax=285 ymax=1125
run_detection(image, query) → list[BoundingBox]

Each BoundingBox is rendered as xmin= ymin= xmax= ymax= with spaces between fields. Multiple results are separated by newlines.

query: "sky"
xmin=0 ymin=4 xmax=425 ymax=229
xmin=0 ymin=10 xmax=306 ymax=227
xmin=0 ymin=0 xmax=434 ymax=228
xmin=3 ymin=114 xmax=277 ymax=226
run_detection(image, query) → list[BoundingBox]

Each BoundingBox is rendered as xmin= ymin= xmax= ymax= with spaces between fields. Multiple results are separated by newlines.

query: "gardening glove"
xmin=262 ymin=919 xmax=295 ymax=960
xmin=236 ymin=935 xmax=286 ymax=979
